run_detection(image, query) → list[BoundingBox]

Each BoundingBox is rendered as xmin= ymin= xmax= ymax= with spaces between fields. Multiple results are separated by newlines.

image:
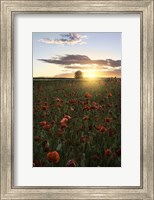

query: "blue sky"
xmin=33 ymin=32 xmax=121 ymax=78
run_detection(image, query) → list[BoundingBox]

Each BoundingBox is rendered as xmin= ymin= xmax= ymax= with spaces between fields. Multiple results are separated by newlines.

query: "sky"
xmin=33 ymin=32 xmax=121 ymax=78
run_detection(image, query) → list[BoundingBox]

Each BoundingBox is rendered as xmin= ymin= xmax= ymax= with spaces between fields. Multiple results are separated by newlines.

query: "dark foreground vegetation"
xmin=33 ymin=78 xmax=121 ymax=167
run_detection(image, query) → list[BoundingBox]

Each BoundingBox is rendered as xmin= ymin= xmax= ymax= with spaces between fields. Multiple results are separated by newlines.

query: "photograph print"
xmin=33 ymin=32 xmax=121 ymax=167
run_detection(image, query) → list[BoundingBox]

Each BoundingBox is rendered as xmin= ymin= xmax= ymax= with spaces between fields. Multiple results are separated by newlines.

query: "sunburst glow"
xmin=84 ymin=71 xmax=97 ymax=78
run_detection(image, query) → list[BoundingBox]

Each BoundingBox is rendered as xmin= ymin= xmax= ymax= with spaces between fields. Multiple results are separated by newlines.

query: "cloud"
xmin=54 ymin=73 xmax=74 ymax=78
xmin=94 ymin=59 xmax=121 ymax=67
xmin=39 ymin=55 xmax=92 ymax=65
xmin=39 ymin=33 xmax=87 ymax=45
xmin=38 ymin=54 xmax=121 ymax=69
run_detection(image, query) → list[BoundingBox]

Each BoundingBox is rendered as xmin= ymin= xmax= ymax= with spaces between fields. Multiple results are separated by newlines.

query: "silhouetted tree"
xmin=75 ymin=70 xmax=83 ymax=79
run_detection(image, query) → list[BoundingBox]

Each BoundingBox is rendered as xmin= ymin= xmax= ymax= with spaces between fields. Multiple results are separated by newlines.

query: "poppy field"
xmin=33 ymin=78 xmax=121 ymax=167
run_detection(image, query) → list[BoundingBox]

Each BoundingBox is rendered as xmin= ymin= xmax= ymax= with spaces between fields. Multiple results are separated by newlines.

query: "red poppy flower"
xmin=90 ymin=106 xmax=95 ymax=110
xmin=83 ymin=105 xmax=91 ymax=111
xmin=34 ymin=136 xmax=41 ymax=141
xmin=69 ymin=99 xmax=76 ymax=104
xmin=80 ymin=101 xmax=85 ymax=105
xmin=108 ymin=93 xmax=112 ymax=97
xmin=58 ymin=128 xmax=63 ymax=132
xmin=33 ymin=160 xmax=44 ymax=167
xmin=92 ymin=102 xmax=97 ymax=106
xmin=47 ymin=151 xmax=60 ymax=163
xmin=105 ymin=149 xmax=112 ymax=156
xmin=41 ymin=106 xmax=47 ymax=110
xmin=95 ymin=125 xmax=106 ymax=133
xmin=104 ymin=117 xmax=112 ymax=123
xmin=60 ymin=117 xmax=68 ymax=124
xmin=108 ymin=128 xmax=115 ymax=136
xmin=43 ymin=124 xmax=52 ymax=131
xmin=64 ymin=115 xmax=71 ymax=120
xmin=39 ymin=121 xmax=47 ymax=126
xmin=84 ymin=92 xmax=92 ymax=98
xmin=51 ymin=120 xmax=55 ymax=125
xmin=56 ymin=98 xmax=62 ymax=102
xmin=99 ymin=126 xmax=106 ymax=133
xmin=60 ymin=123 xmax=68 ymax=128
xmin=57 ymin=103 xmax=62 ymax=107
xmin=60 ymin=115 xmax=71 ymax=128
xmin=83 ymin=116 xmax=89 ymax=120
xmin=106 ymin=103 xmax=112 ymax=107
xmin=70 ymin=107 xmax=74 ymax=111
xmin=66 ymin=159 xmax=76 ymax=167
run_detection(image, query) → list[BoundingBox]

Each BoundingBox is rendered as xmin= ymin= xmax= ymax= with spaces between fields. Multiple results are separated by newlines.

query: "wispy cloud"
xmin=39 ymin=33 xmax=87 ymax=45
xmin=38 ymin=54 xmax=121 ymax=69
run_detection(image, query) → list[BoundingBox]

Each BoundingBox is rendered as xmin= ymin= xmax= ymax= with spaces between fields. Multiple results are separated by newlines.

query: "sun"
xmin=85 ymin=71 xmax=97 ymax=78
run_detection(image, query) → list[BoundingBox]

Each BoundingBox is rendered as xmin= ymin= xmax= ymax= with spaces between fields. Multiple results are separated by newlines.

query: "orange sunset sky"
xmin=33 ymin=32 xmax=121 ymax=78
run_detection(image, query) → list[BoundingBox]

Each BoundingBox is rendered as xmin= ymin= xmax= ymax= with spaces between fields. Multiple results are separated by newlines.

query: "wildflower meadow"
xmin=33 ymin=78 xmax=121 ymax=167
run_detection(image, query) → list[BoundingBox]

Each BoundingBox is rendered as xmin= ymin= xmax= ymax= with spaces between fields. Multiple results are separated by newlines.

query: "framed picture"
xmin=0 ymin=0 xmax=153 ymax=199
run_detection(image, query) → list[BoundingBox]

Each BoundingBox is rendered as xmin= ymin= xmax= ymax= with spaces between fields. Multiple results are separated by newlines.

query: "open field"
xmin=33 ymin=78 xmax=121 ymax=167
